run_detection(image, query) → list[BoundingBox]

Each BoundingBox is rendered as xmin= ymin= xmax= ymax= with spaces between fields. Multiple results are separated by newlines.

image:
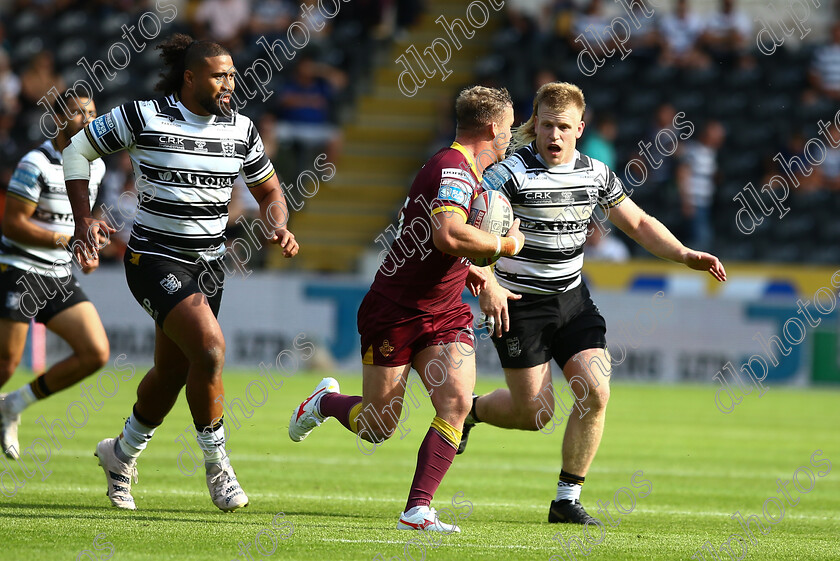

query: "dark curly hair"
xmin=155 ymin=34 xmax=230 ymax=95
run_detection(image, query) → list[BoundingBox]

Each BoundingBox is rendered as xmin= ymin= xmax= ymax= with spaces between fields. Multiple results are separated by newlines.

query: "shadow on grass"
xmin=0 ymin=502 xmax=275 ymax=524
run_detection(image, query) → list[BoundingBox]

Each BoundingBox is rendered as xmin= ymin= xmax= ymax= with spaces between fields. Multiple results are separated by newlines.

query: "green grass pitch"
xmin=0 ymin=369 xmax=838 ymax=560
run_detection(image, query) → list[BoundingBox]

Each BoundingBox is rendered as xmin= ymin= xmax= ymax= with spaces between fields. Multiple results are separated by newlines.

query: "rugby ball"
xmin=467 ymin=190 xmax=514 ymax=267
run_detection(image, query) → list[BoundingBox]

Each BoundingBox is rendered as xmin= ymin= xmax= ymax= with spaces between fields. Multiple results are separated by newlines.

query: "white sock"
xmin=195 ymin=422 xmax=227 ymax=467
xmin=117 ymin=413 xmax=157 ymax=461
xmin=556 ymin=481 xmax=583 ymax=502
xmin=6 ymin=385 xmax=37 ymax=415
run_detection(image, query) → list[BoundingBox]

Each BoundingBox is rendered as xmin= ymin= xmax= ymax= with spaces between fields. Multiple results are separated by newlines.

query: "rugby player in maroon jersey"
xmin=289 ymin=86 xmax=525 ymax=532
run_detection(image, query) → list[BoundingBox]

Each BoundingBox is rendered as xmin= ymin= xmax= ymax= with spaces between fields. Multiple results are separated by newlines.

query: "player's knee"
xmin=79 ymin=341 xmax=110 ymax=372
xmin=450 ymin=392 xmax=473 ymax=421
xmin=192 ymin=343 xmax=226 ymax=375
xmin=431 ymin=391 xmax=471 ymax=423
xmin=0 ymin=357 xmax=18 ymax=383
xmin=581 ymin=382 xmax=610 ymax=411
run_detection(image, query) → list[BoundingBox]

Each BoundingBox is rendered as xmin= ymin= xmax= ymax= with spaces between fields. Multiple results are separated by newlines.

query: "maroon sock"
xmin=318 ymin=393 xmax=362 ymax=432
xmin=404 ymin=428 xmax=457 ymax=512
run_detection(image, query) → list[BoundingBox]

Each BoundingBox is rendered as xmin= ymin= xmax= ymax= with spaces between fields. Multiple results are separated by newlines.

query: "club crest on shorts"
xmin=221 ymin=139 xmax=235 ymax=157
xmin=379 ymin=339 xmax=394 ymax=358
xmin=160 ymin=273 xmax=182 ymax=294
xmin=506 ymin=337 xmax=521 ymax=357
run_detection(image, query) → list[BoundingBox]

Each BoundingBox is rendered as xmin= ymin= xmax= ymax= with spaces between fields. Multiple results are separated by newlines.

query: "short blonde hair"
xmin=455 ymin=85 xmax=513 ymax=135
xmin=512 ymin=82 xmax=586 ymax=150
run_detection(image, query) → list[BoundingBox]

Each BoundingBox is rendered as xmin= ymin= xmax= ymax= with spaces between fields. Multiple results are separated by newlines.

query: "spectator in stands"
xmin=340 ymin=0 xmax=387 ymax=39
xmin=0 ymin=49 xmax=20 ymax=114
xmin=193 ymin=0 xmax=250 ymax=51
xmin=585 ymin=219 xmax=630 ymax=262
xmin=624 ymin=0 xmax=660 ymax=65
xmin=579 ymin=113 xmax=617 ymax=169
xmin=257 ymin=111 xmax=281 ymax=163
xmin=822 ymin=122 xmax=840 ymax=191
xmin=638 ymin=102 xmax=681 ymax=197
xmin=676 ymin=121 xmax=725 ymax=249
xmin=249 ymin=0 xmax=296 ymax=39
xmin=570 ymin=0 xmax=614 ymax=58
xmin=809 ymin=22 xmax=840 ymax=102
xmin=300 ymin=0 xmax=332 ymax=45
xmin=658 ymin=0 xmax=709 ymax=69
xmin=547 ymin=0 xmax=576 ymax=46
xmin=0 ymin=22 xmax=9 ymax=54
xmin=396 ymin=0 xmax=423 ymax=34
xmin=276 ymin=53 xmax=346 ymax=173
xmin=698 ymin=0 xmax=752 ymax=67
xmin=507 ymin=0 xmax=554 ymax=34
xmin=513 ymin=68 xmax=556 ymax=125
xmin=19 ymin=51 xmax=64 ymax=111
xmin=18 ymin=51 xmax=64 ymax=144
xmin=0 ymin=110 xmax=19 ymax=212
xmin=774 ymin=130 xmax=825 ymax=193
xmin=776 ymin=129 xmax=834 ymax=192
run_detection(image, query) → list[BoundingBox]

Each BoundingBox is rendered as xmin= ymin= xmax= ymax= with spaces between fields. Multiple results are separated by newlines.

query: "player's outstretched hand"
xmin=466 ymin=265 xmax=487 ymax=296
xmin=73 ymin=217 xmax=116 ymax=273
xmin=479 ymin=281 xmax=522 ymax=337
xmin=271 ymin=227 xmax=299 ymax=258
xmin=683 ymin=249 xmax=726 ymax=282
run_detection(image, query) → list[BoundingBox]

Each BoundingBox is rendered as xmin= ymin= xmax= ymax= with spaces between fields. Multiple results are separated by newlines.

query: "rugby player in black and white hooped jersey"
xmin=0 ymin=89 xmax=108 ymax=460
xmin=458 ymin=82 xmax=726 ymax=524
xmin=62 ymin=35 xmax=299 ymax=512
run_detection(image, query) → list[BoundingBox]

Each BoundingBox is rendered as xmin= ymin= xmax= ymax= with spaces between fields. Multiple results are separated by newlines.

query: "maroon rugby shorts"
xmin=357 ymin=290 xmax=474 ymax=367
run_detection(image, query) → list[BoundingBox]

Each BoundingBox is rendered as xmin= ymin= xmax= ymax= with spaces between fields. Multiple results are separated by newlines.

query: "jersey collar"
xmin=42 ymin=139 xmax=61 ymax=162
xmin=450 ymin=141 xmax=481 ymax=180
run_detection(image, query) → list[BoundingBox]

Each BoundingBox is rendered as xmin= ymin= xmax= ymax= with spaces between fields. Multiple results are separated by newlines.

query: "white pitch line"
xmin=319 ymin=538 xmax=550 ymax=551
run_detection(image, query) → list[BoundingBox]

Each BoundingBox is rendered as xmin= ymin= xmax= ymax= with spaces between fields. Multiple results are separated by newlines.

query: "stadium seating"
xmin=3 ymin=1 xmax=837 ymax=272
xmin=276 ymin=0 xmax=501 ymax=271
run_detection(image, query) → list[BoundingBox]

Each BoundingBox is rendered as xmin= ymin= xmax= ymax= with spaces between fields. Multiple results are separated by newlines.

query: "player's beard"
xmin=199 ymin=90 xmax=233 ymax=117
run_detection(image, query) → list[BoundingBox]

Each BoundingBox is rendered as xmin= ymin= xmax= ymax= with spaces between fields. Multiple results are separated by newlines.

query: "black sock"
xmin=470 ymin=395 xmax=482 ymax=424
xmin=30 ymin=376 xmax=53 ymax=400
xmin=558 ymin=469 xmax=585 ymax=496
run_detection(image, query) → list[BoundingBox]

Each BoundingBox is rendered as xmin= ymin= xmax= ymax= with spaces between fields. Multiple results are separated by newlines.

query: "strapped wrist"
xmin=500 ymin=236 xmax=522 ymax=257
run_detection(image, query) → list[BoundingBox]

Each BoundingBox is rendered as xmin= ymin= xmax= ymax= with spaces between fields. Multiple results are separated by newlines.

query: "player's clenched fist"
xmin=73 ymin=216 xmax=116 ymax=272
xmin=271 ymin=227 xmax=299 ymax=257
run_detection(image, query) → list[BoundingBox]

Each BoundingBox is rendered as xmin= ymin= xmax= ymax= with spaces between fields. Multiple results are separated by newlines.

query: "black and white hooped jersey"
xmin=82 ymin=94 xmax=275 ymax=262
xmin=0 ymin=141 xmax=105 ymax=276
xmin=482 ymin=144 xmax=628 ymax=295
